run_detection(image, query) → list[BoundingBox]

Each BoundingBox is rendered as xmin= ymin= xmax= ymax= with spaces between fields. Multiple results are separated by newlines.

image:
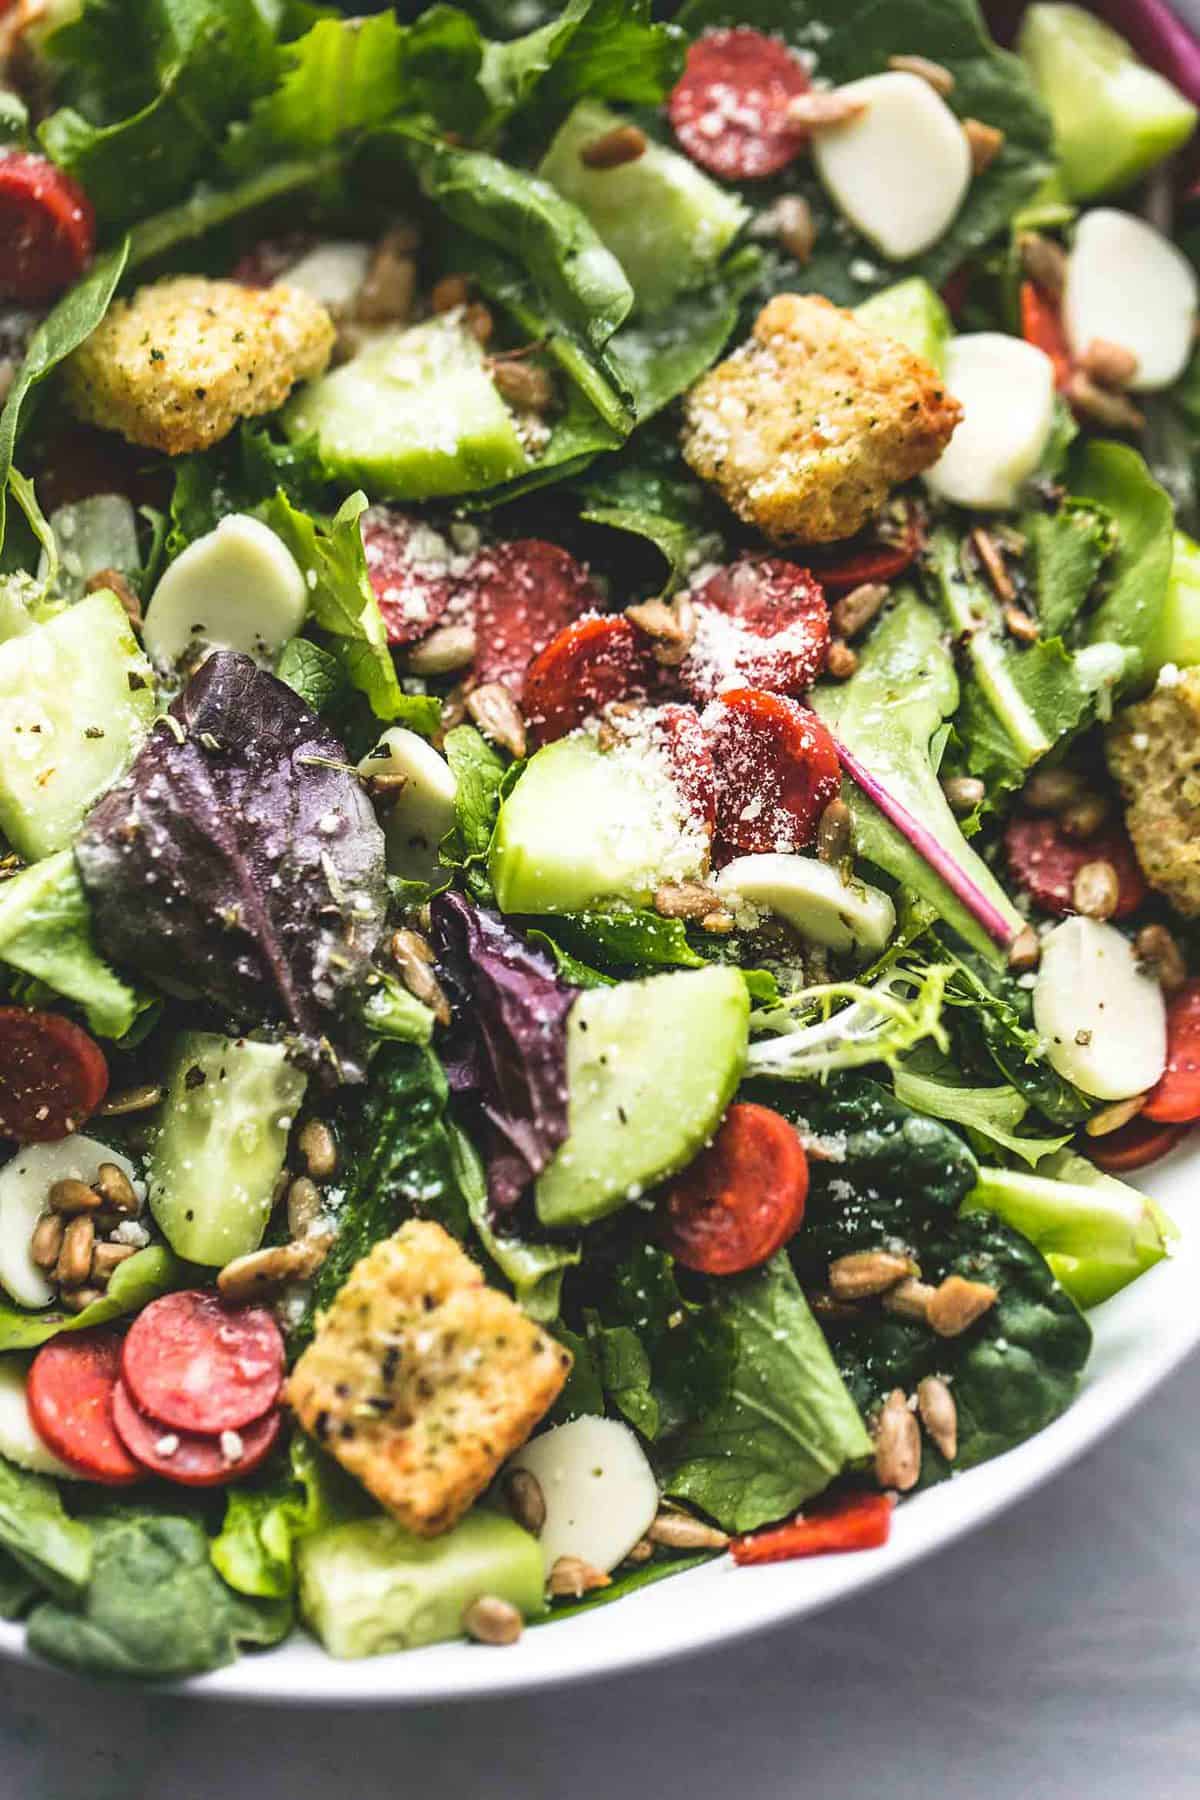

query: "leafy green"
xmin=360 ymin=974 xmax=435 ymax=1046
xmin=0 ymin=242 xmax=129 ymax=557
xmin=504 ymin=0 xmax=684 ymax=145
xmin=264 ymin=490 xmax=428 ymax=726
xmin=813 ymin=595 xmax=1023 ymax=961
xmin=125 ymin=154 xmax=337 ymax=272
xmin=924 ymin=529 xmax=1092 ymax=796
xmin=746 ymin=965 xmax=950 ymax=1081
xmin=442 ymin=724 xmax=512 ymax=902
xmin=0 ymin=1551 xmax=40 ymax=1621
xmin=966 ymin=1151 xmax=1176 ymax=1309
xmin=538 ymin=1549 xmax=717 ymax=1622
xmin=293 ymin=1045 xmax=465 ymax=1351
xmin=0 ymin=851 xmax=147 ymax=1040
xmin=540 ymin=910 xmax=706 ymax=974
xmin=893 ymin=1050 xmax=1072 ymax=1168
xmin=657 ymin=1256 xmax=872 ymax=1532
xmin=0 ymin=1249 xmax=178 ymax=1353
xmin=224 ymin=12 xmax=411 ymax=170
xmin=572 ymin=433 xmax=722 ymax=594
xmin=450 ymin=1125 xmax=578 ymax=1323
xmin=943 ymin=947 xmax=1095 ymax=1128
xmin=0 ymin=1457 xmax=91 ymax=1604
xmin=28 ymin=1511 xmax=290 ymax=1679
xmin=213 ymin=1436 xmax=369 ymax=1600
xmin=40 ymin=0 xmax=279 ymax=224
xmin=676 ymin=0 xmax=1053 ymax=305
xmin=1019 ymin=498 xmax=1114 ymax=640
xmin=275 ymin=637 xmax=349 ymax=716
xmin=1069 ymin=440 xmax=1175 ymax=690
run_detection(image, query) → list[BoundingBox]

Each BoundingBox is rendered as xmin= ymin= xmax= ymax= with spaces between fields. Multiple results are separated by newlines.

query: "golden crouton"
xmin=1106 ymin=668 xmax=1200 ymax=916
xmin=681 ymin=293 xmax=961 ymax=545
xmin=288 ymin=1219 xmax=571 ymax=1537
xmin=63 ymin=276 xmax=334 ymax=455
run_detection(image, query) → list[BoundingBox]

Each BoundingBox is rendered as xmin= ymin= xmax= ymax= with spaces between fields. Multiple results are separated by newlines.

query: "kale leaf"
xmin=76 ymin=653 xmax=388 ymax=1080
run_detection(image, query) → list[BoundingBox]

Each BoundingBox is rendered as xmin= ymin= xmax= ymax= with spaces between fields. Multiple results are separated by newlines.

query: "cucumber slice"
xmin=1146 ymin=530 xmax=1200 ymax=674
xmin=0 ymin=589 xmax=154 ymax=861
xmin=1019 ymin=4 xmax=1197 ymax=201
xmin=854 ymin=277 xmax=951 ymax=373
xmin=283 ymin=316 xmax=528 ymax=501
xmin=0 ymin=1136 xmax=139 ymax=1309
xmin=298 ymin=1511 xmax=545 ymax=1660
xmin=538 ymin=101 xmax=748 ymax=316
xmin=0 ymin=1357 xmax=81 ymax=1479
xmin=358 ymin=728 xmax=456 ymax=887
xmin=490 ymin=733 xmax=708 ymax=916
xmin=535 ymin=966 xmax=749 ymax=1229
xmin=148 ymin=1033 xmax=307 ymax=1266
xmin=143 ymin=514 xmax=308 ymax=668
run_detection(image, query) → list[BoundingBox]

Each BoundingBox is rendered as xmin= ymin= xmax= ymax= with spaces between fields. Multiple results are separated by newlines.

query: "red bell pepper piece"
xmin=731 ymin=1492 xmax=894 ymax=1566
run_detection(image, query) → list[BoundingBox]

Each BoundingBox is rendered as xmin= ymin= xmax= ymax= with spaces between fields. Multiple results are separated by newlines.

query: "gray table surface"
xmin=1 ymin=1350 xmax=1197 ymax=1800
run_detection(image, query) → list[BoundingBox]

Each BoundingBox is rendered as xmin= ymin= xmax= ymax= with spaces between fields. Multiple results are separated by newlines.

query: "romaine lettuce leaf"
xmin=893 ymin=1049 xmax=1072 ymax=1167
xmin=1070 ymin=439 xmax=1175 ymax=689
xmin=0 ymin=851 xmax=147 ymax=1040
xmin=213 ymin=1435 xmax=369 ymax=1600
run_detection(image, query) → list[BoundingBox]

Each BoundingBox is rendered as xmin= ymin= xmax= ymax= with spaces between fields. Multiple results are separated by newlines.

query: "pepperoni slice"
xmin=524 ymin=615 xmax=655 ymax=743
xmin=121 ymin=1290 xmax=284 ymax=1434
xmin=1143 ymin=981 xmax=1200 ymax=1124
xmin=471 ymin=540 xmax=604 ymax=698
xmin=1084 ymin=1116 xmax=1187 ymax=1173
xmin=706 ymin=688 xmax=841 ymax=855
xmin=679 ymin=558 xmax=829 ymax=703
xmin=361 ymin=508 xmax=463 ymax=648
xmin=810 ymin=514 xmax=924 ymax=594
xmin=0 ymin=1008 xmax=109 ymax=1143
xmin=660 ymin=1103 xmax=808 ymax=1276
xmin=668 ymin=28 xmax=811 ymax=180
xmin=650 ymin=702 xmax=717 ymax=835
xmin=111 ymin=1381 xmax=282 ymax=1488
xmin=1004 ymin=814 xmax=1148 ymax=920
xmin=0 ymin=153 xmax=95 ymax=304
xmin=28 ymin=1333 xmax=140 ymax=1486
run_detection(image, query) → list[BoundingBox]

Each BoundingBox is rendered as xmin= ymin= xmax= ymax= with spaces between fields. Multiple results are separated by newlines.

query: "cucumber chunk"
xmin=0 ymin=590 xmax=154 ymax=861
xmin=148 ymin=1033 xmax=307 ymax=1266
xmin=1146 ymin=530 xmax=1200 ymax=674
xmin=855 ymin=277 xmax=951 ymax=373
xmin=538 ymin=101 xmax=748 ymax=316
xmin=1019 ymin=4 xmax=1197 ymax=200
xmin=283 ymin=316 xmax=527 ymax=501
xmin=490 ymin=733 xmax=708 ymax=915
xmin=297 ymin=1511 xmax=545 ymax=1660
xmin=536 ymin=966 xmax=749 ymax=1229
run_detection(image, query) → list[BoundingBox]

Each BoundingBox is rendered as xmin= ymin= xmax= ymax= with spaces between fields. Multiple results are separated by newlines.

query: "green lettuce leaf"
xmin=275 ymin=637 xmax=348 ymax=715
xmin=943 ymin=946 xmax=1095 ymax=1128
xmin=893 ymin=1050 xmax=1072 ymax=1167
xmin=1019 ymin=497 xmax=1114 ymax=640
xmin=0 ymin=851 xmax=147 ymax=1040
xmin=811 ymin=593 xmax=1023 ymax=960
xmin=657 ymin=1255 xmax=872 ymax=1532
xmin=213 ymin=1435 xmax=368 ymax=1599
xmin=1070 ymin=440 xmax=1175 ymax=690
xmin=0 ymin=1456 xmax=91 ymax=1604
xmin=0 ymin=1249 xmax=179 ymax=1354
xmin=450 ymin=1124 xmax=578 ymax=1323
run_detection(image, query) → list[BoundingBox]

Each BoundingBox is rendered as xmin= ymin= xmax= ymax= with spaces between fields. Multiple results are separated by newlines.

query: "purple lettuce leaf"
xmin=75 ymin=652 xmax=388 ymax=1081
xmin=430 ymin=891 xmax=577 ymax=1214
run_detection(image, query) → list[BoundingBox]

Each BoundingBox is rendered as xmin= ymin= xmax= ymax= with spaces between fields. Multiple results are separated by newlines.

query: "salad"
xmin=0 ymin=0 xmax=1198 ymax=1681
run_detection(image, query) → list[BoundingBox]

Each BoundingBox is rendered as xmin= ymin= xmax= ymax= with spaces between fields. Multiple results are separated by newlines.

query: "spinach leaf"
xmin=1070 ymin=440 xmax=1175 ymax=691
xmin=0 ymin=1457 xmax=91 ymax=1604
xmin=925 ymin=528 xmax=1092 ymax=797
xmin=0 ymin=1552 xmax=40 ymax=1621
xmin=27 ymin=1511 xmax=290 ymax=1679
xmin=213 ymin=1435 xmax=369 ymax=1599
xmin=125 ymin=154 xmax=337 ymax=273
xmin=0 ymin=242 xmax=128 ymax=556
xmin=0 ymin=850 xmax=148 ymax=1041
xmin=274 ymin=637 xmax=349 ymax=716
xmin=505 ymin=0 xmax=685 ymax=144
xmin=264 ymin=491 xmax=422 ymax=726
xmin=944 ymin=947 xmax=1095 ymax=1127
xmin=450 ymin=1124 xmax=578 ymax=1323
xmin=571 ymin=430 xmax=724 ymax=594
xmin=677 ymin=0 xmax=1053 ymax=306
xmin=811 ymin=594 xmax=1023 ymax=961
xmin=592 ymin=1242 xmax=735 ymax=1441
xmin=294 ymin=1044 xmax=466 ymax=1351
xmin=540 ymin=910 xmax=707 ymax=974
xmin=0 ymin=1248 xmax=178 ymax=1353
xmin=1019 ymin=497 xmax=1114 ymax=640
xmin=657 ymin=1256 xmax=872 ymax=1532
xmin=76 ymin=654 xmax=389 ymax=1080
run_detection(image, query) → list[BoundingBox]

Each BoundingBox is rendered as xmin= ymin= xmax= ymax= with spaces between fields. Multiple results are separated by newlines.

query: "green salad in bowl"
xmin=0 ymin=0 xmax=1197 ymax=1683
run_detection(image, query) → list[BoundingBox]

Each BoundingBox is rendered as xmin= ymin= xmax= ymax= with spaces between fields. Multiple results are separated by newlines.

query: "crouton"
xmin=681 ymin=293 xmax=961 ymax=545
xmin=288 ymin=1219 xmax=571 ymax=1537
xmin=1106 ymin=668 xmax=1200 ymax=917
xmin=63 ymin=276 xmax=335 ymax=455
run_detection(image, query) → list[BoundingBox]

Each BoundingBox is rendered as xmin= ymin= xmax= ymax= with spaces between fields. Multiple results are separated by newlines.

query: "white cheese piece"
xmin=715 ymin=853 xmax=895 ymax=953
xmin=812 ymin=72 xmax=972 ymax=262
xmin=925 ymin=333 xmax=1056 ymax=511
xmin=143 ymin=514 xmax=307 ymax=668
xmin=1063 ymin=208 xmax=1198 ymax=393
xmin=358 ymin=727 xmax=456 ymax=887
xmin=0 ymin=1357 xmax=80 ymax=1479
xmin=0 ymin=1136 xmax=138 ymax=1309
xmin=1033 ymin=916 xmax=1167 ymax=1100
xmin=282 ymin=242 xmax=373 ymax=314
xmin=505 ymin=1416 xmax=659 ymax=1576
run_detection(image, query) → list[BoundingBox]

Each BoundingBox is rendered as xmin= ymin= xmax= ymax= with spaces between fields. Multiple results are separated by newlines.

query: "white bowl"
xmin=3 ymin=1142 xmax=1193 ymax=1704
